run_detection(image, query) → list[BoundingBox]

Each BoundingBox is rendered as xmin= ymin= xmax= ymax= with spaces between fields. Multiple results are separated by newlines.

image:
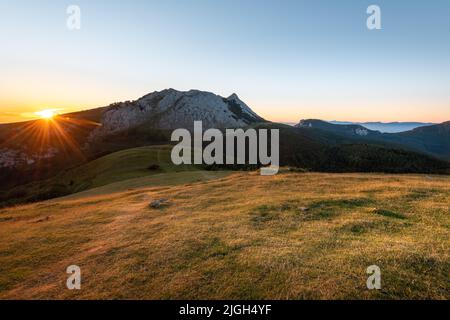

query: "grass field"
xmin=0 ymin=169 xmax=449 ymax=299
xmin=1 ymin=145 xmax=201 ymax=206
xmin=59 ymin=145 xmax=192 ymax=191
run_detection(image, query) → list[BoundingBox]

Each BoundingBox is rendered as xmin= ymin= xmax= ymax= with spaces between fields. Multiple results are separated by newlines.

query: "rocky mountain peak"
xmin=89 ymin=89 xmax=265 ymax=141
xmin=227 ymin=93 xmax=239 ymax=100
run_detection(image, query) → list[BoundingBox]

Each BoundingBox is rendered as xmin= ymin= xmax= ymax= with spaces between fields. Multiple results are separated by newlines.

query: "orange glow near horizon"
xmin=0 ymin=96 xmax=449 ymax=125
xmin=35 ymin=109 xmax=58 ymax=120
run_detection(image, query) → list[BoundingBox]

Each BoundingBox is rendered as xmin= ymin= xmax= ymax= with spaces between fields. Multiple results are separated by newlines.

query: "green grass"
xmin=0 ymin=171 xmax=448 ymax=299
xmin=373 ymin=209 xmax=406 ymax=220
xmin=56 ymin=145 xmax=199 ymax=190
xmin=1 ymin=145 xmax=205 ymax=206
xmin=65 ymin=170 xmax=231 ymax=199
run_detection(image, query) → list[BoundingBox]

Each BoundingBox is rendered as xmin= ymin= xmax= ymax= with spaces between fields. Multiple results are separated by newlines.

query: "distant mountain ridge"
xmin=296 ymin=119 xmax=450 ymax=160
xmin=329 ymin=121 xmax=436 ymax=133
xmin=297 ymin=119 xmax=375 ymax=137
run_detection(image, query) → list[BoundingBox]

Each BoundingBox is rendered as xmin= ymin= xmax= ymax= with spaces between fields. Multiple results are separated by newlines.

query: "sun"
xmin=35 ymin=109 xmax=57 ymax=120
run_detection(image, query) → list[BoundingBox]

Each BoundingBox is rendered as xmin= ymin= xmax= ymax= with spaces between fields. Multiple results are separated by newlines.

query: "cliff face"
xmin=89 ymin=89 xmax=265 ymax=141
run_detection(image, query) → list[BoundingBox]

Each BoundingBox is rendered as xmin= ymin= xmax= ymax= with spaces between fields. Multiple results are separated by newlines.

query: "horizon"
xmin=0 ymin=87 xmax=446 ymax=125
xmin=1 ymin=0 xmax=450 ymax=123
xmin=0 ymin=88 xmax=446 ymax=126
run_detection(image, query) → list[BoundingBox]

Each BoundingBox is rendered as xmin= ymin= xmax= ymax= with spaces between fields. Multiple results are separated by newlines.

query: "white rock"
xmin=89 ymin=89 xmax=264 ymax=141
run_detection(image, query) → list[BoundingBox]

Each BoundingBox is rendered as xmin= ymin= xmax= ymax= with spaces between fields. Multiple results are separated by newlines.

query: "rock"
xmin=88 ymin=89 xmax=265 ymax=142
xmin=149 ymin=199 xmax=170 ymax=209
xmin=298 ymin=207 xmax=310 ymax=212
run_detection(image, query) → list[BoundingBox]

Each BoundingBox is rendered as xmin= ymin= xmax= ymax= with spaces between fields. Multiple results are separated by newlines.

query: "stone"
xmin=149 ymin=199 xmax=170 ymax=209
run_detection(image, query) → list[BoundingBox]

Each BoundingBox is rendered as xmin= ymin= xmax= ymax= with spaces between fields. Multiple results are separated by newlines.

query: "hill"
xmin=396 ymin=121 xmax=450 ymax=157
xmin=0 ymin=89 xmax=265 ymax=171
xmin=329 ymin=121 xmax=435 ymax=133
xmin=0 ymin=170 xmax=448 ymax=299
xmin=296 ymin=119 xmax=450 ymax=160
xmin=2 ymin=127 xmax=450 ymax=207
xmin=1 ymin=91 xmax=449 ymax=199
xmin=253 ymin=123 xmax=450 ymax=174
xmin=0 ymin=145 xmax=207 ymax=207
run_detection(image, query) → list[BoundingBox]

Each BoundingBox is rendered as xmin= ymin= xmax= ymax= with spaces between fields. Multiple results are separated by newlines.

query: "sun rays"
xmin=0 ymin=115 xmax=102 ymax=176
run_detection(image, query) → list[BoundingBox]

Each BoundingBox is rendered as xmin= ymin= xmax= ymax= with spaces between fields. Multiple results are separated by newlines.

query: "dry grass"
xmin=0 ymin=170 xmax=449 ymax=299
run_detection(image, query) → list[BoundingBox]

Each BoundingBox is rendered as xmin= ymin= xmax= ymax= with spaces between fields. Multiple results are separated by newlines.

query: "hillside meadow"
xmin=0 ymin=169 xmax=448 ymax=299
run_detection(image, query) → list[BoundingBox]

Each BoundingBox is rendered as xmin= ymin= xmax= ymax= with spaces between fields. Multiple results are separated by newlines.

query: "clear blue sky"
xmin=1 ymin=0 xmax=449 ymax=123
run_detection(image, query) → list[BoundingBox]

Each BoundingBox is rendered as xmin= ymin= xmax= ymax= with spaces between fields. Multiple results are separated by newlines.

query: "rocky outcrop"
xmin=89 ymin=89 xmax=265 ymax=141
xmin=0 ymin=147 xmax=58 ymax=168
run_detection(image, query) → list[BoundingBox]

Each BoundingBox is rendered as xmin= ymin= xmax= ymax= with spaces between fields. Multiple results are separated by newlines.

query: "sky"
xmin=0 ymin=0 xmax=449 ymax=123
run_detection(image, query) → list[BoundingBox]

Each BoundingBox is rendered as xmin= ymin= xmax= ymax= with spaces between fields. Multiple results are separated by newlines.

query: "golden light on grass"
xmin=0 ymin=169 xmax=448 ymax=299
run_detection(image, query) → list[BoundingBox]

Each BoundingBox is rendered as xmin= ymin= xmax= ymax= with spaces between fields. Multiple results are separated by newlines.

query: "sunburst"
xmin=35 ymin=109 xmax=57 ymax=120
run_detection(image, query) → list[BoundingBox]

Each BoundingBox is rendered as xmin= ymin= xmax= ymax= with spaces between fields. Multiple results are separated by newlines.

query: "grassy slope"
xmin=57 ymin=145 xmax=197 ymax=191
xmin=0 ymin=170 xmax=448 ymax=299
xmin=1 ymin=145 xmax=201 ymax=206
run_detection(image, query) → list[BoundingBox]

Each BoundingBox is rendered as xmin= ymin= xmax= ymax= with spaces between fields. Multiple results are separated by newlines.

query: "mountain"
xmin=0 ymin=89 xmax=264 ymax=169
xmin=297 ymin=119 xmax=378 ymax=137
xmin=296 ymin=119 xmax=450 ymax=160
xmin=395 ymin=122 xmax=450 ymax=157
xmin=329 ymin=121 xmax=435 ymax=133
xmin=248 ymin=123 xmax=449 ymax=174
xmin=89 ymin=89 xmax=265 ymax=142
xmin=1 ymin=90 xmax=449 ymax=203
